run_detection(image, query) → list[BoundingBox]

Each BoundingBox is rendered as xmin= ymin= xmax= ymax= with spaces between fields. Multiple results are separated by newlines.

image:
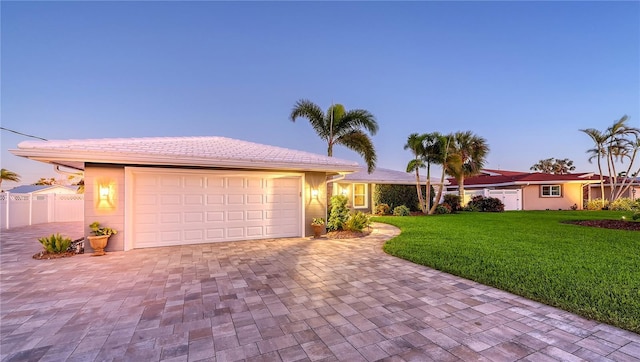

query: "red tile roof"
xmin=447 ymin=169 xmax=600 ymax=187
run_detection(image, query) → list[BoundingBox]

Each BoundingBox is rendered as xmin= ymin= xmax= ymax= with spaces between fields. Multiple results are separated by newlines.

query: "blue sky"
xmin=2 ymin=1 xmax=639 ymax=186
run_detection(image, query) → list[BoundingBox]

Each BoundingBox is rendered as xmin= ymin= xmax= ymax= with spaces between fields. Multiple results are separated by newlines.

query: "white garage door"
xmin=129 ymin=169 xmax=302 ymax=248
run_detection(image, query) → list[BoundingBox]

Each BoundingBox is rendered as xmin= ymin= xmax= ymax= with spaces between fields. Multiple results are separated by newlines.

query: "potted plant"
xmin=87 ymin=221 xmax=117 ymax=256
xmin=311 ymin=217 xmax=325 ymax=238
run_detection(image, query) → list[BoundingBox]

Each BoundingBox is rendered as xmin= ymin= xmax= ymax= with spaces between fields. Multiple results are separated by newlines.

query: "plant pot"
xmin=311 ymin=224 xmax=324 ymax=238
xmin=87 ymin=235 xmax=110 ymax=256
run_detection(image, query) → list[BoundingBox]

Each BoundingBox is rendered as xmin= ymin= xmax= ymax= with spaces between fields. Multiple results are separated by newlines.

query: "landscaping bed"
xmin=374 ymin=210 xmax=640 ymax=334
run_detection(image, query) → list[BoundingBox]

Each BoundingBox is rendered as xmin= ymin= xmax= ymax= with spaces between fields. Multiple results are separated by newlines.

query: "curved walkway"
xmin=1 ymin=222 xmax=639 ymax=361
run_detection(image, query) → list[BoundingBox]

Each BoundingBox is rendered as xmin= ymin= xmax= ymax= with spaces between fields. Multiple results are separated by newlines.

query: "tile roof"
xmin=7 ymin=185 xmax=79 ymax=194
xmin=340 ymin=167 xmax=448 ymax=185
xmin=447 ymin=169 xmax=600 ymax=187
xmin=11 ymin=136 xmax=361 ymax=173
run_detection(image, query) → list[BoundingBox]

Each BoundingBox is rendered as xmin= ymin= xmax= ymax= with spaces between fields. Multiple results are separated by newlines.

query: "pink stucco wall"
xmin=522 ymin=183 xmax=584 ymax=210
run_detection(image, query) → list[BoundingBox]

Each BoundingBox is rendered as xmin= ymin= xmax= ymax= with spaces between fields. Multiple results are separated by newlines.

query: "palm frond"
xmin=336 ymin=130 xmax=377 ymax=173
xmin=289 ymin=99 xmax=330 ymax=139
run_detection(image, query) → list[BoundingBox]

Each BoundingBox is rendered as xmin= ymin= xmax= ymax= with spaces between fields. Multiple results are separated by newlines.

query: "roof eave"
xmin=10 ymin=149 xmax=360 ymax=174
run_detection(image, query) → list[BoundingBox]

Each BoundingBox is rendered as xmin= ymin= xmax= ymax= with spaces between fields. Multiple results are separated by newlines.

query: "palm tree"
xmin=581 ymin=127 xmax=608 ymax=206
xmin=421 ymin=132 xmax=443 ymax=212
xmin=581 ymin=115 xmax=640 ymax=203
xmin=0 ymin=169 xmax=21 ymax=189
xmin=429 ymin=134 xmax=461 ymax=215
xmin=446 ymin=131 xmax=490 ymax=204
xmin=290 ymin=99 xmax=379 ymax=172
xmin=404 ymin=133 xmax=427 ymax=213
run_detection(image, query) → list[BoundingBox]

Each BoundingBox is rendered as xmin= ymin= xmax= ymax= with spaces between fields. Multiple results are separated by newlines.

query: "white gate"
xmin=444 ymin=188 xmax=522 ymax=211
xmin=0 ymin=193 xmax=84 ymax=229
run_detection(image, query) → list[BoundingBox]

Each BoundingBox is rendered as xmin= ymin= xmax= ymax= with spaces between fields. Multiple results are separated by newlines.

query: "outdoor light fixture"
xmin=341 ymin=188 xmax=348 ymax=196
xmin=311 ymin=189 xmax=319 ymax=199
xmin=99 ymin=185 xmax=110 ymax=200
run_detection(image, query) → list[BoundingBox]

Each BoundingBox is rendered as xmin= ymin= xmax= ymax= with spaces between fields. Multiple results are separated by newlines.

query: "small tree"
xmin=327 ymin=195 xmax=350 ymax=231
xmin=530 ymin=158 xmax=575 ymax=174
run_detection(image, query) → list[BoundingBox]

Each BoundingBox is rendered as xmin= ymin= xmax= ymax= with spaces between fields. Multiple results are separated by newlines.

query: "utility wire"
xmin=0 ymin=127 xmax=48 ymax=141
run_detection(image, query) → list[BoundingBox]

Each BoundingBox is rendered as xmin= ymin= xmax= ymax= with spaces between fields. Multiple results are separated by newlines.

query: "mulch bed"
xmin=565 ymin=219 xmax=640 ymax=231
xmin=326 ymin=229 xmax=372 ymax=239
xmin=32 ymin=251 xmax=76 ymax=260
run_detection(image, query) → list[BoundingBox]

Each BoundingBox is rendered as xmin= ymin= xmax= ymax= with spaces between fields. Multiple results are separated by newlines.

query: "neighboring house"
xmin=11 ymin=136 xmax=359 ymax=251
xmin=445 ymin=169 xmax=602 ymax=210
xmin=588 ymin=177 xmax=639 ymax=201
xmin=329 ymin=167 xmax=446 ymax=213
xmin=7 ymin=185 xmax=79 ymax=195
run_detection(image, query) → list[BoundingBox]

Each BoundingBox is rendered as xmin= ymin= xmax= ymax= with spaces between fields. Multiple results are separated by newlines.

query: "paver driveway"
xmin=1 ymin=222 xmax=639 ymax=362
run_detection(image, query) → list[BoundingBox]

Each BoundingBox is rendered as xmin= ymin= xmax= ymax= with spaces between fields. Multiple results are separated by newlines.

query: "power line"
xmin=0 ymin=127 xmax=48 ymax=141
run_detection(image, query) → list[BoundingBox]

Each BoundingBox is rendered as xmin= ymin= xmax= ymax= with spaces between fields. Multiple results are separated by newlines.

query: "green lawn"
xmin=374 ymin=211 xmax=640 ymax=333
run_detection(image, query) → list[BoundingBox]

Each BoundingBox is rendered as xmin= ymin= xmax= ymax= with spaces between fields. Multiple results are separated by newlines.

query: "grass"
xmin=374 ymin=210 xmax=640 ymax=333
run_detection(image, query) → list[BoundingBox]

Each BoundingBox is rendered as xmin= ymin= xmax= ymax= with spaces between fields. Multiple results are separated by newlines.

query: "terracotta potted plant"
xmin=87 ymin=221 xmax=117 ymax=256
xmin=311 ymin=217 xmax=325 ymax=239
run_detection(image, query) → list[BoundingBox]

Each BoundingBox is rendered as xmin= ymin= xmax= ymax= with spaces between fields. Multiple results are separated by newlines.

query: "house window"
xmin=541 ymin=185 xmax=562 ymax=197
xmin=353 ymin=183 xmax=367 ymax=208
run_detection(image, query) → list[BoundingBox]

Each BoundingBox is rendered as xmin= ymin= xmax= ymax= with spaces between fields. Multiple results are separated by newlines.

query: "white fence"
xmin=444 ymin=189 xmax=522 ymax=211
xmin=0 ymin=193 xmax=84 ymax=229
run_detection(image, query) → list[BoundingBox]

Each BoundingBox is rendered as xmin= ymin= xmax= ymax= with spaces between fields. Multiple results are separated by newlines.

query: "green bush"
xmin=345 ymin=211 xmax=371 ymax=232
xmin=328 ymin=195 xmax=350 ymax=231
xmin=609 ymin=198 xmax=639 ymax=211
xmin=466 ymin=195 xmax=505 ymax=212
xmin=374 ymin=203 xmax=390 ymax=215
xmin=393 ymin=205 xmax=411 ymax=216
xmin=374 ymin=184 xmax=434 ymax=212
xmin=38 ymin=233 xmax=72 ymax=254
xmin=443 ymin=194 xmax=461 ymax=212
xmin=586 ymin=198 xmax=609 ymax=210
xmin=434 ymin=204 xmax=451 ymax=214
xmin=632 ymin=212 xmax=640 ymax=221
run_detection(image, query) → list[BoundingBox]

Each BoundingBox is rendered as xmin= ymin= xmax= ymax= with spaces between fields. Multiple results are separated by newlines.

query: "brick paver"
xmin=1 ymin=222 xmax=639 ymax=361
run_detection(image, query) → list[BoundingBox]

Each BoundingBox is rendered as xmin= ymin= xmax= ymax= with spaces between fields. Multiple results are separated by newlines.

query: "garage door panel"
xmin=161 ymin=176 xmax=182 ymax=187
xmin=207 ymin=229 xmax=225 ymax=239
xmin=184 ymin=229 xmax=204 ymax=241
xmin=227 ymin=228 xmax=245 ymax=238
xmin=246 ymin=210 xmax=263 ymax=220
xmin=184 ymin=212 xmax=203 ymax=223
xmin=227 ymin=177 xmax=244 ymax=188
xmin=247 ymin=194 xmax=262 ymax=204
xmin=227 ymin=194 xmax=244 ymax=204
xmin=137 ymin=195 xmax=157 ymax=206
xmin=185 ymin=195 xmax=204 ymax=205
xmin=207 ymin=195 xmax=224 ymax=204
xmin=161 ymin=213 xmax=181 ymax=223
xmin=132 ymin=171 xmax=301 ymax=248
xmin=206 ymin=212 xmax=224 ymax=222
xmin=161 ymin=194 xmax=181 ymax=205
xmin=185 ymin=176 xmax=205 ymax=188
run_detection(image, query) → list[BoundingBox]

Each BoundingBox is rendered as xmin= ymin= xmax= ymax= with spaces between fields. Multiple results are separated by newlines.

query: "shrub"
xmin=328 ymin=195 xmax=350 ymax=231
xmin=393 ymin=205 xmax=411 ymax=216
xmin=632 ymin=212 xmax=640 ymax=221
xmin=434 ymin=204 xmax=451 ymax=214
xmin=466 ymin=195 xmax=505 ymax=212
xmin=586 ymin=199 xmax=609 ymax=211
xmin=443 ymin=194 xmax=461 ymax=212
xmin=345 ymin=211 xmax=371 ymax=232
xmin=374 ymin=203 xmax=390 ymax=215
xmin=374 ymin=184 xmax=434 ymax=212
xmin=38 ymin=233 xmax=72 ymax=254
xmin=609 ymin=198 xmax=638 ymax=211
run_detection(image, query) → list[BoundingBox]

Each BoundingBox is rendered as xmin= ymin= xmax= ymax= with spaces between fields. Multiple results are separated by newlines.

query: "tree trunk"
xmin=597 ymin=156 xmax=605 ymax=208
xmin=429 ymin=169 xmax=447 ymax=215
xmin=425 ymin=164 xmax=432 ymax=212
xmin=458 ymin=176 xmax=465 ymax=206
xmin=415 ymin=169 xmax=426 ymax=214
